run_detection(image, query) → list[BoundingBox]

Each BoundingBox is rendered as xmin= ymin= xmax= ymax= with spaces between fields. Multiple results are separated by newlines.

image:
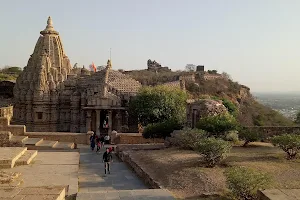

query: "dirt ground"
xmin=129 ymin=142 xmax=300 ymax=199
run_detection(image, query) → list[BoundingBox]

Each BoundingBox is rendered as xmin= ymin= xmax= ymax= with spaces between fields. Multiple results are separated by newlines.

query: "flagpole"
xmin=110 ymin=48 xmax=111 ymax=60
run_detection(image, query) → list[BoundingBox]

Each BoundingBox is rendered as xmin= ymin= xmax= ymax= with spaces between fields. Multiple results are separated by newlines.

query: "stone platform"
xmin=2 ymin=151 xmax=79 ymax=196
xmin=259 ymin=189 xmax=300 ymax=200
xmin=0 ymin=186 xmax=67 ymax=200
xmin=0 ymin=147 xmax=27 ymax=168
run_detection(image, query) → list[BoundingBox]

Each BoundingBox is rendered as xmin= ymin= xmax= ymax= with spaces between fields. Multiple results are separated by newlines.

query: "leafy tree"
xmin=194 ymin=137 xmax=232 ymax=167
xmin=196 ymin=113 xmax=239 ymax=137
xmin=225 ymin=166 xmax=271 ymax=200
xmin=207 ymin=69 xmax=218 ymax=74
xmin=129 ymin=85 xmax=187 ymax=126
xmin=238 ymin=128 xmax=262 ymax=147
xmin=272 ymin=134 xmax=300 ymax=159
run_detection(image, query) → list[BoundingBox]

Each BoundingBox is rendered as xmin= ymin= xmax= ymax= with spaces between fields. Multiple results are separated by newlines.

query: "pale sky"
xmin=0 ymin=0 xmax=299 ymax=93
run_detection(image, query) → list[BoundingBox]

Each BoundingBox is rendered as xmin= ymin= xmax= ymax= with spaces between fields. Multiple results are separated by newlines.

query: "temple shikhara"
xmin=13 ymin=17 xmax=141 ymax=134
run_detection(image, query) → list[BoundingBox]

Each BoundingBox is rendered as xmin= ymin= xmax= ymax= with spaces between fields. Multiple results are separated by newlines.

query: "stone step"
xmin=0 ymin=186 xmax=67 ymax=200
xmin=77 ymin=189 xmax=175 ymax=199
xmin=0 ymin=147 xmax=27 ymax=169
xmin=26 ymin=140 xmax=58 ymax=150
xmin=23 ymin=137 xmax=43 ymax=146
xmin=15 ymin=150 xmax=38 ymax=166
xmin=10 ymin=135 xmax=28 ymax=143
xmin=53 ymin=142 xmax=75 ymax=150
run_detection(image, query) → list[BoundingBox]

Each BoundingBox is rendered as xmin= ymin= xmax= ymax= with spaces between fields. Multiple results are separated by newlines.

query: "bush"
xmin=225 ymin=166 xmax=271 ymax=200
xmin=143 ymin=119 xmax=183 ymax=139
xmin=224 ymin=131 xmax=239 ymax=144
xmin=271 ymin=134 xmax=300 ymax=160
xmin=238 ymin=128 xmax=261 ymax=147
xmin=222 ymin=98 xmax=238 ymax=117
xmin=194 ymin=137 xmax=232 ymax=167
xmin=173 ymin=128 xmax=208 ymax=150
xmin=196 ymin=113 xmax=238 ymax=137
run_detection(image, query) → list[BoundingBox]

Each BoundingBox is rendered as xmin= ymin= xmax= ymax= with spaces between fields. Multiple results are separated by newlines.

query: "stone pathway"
xmin=77 ymin=145 xmax=175 ymax=200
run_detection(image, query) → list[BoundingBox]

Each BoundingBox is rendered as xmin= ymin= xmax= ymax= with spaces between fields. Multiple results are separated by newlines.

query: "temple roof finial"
xmin=47 ymin=16 xmax=53 ymax=27
xmin=107 ymin=59 xmax=112 ymax=69
xmin=40 ymin=16 xmax=58 ymax=35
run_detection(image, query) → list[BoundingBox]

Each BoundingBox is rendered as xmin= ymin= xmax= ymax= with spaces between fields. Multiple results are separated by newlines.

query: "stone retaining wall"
xmin=245 ymin=126 xmax=300 ymax=138
xmin=118 ymin=151 xmax=162 ymax=189
xmin=0 ymin=117 xmax=26 ymax=136
xmin=0 ymin=131 xmax=22 ymax=147
xmin=115 ymin=133 xmax=164 ymax=144
xmin=116 ymin=144 xmax=166 ymax=154
xmin=25 ymin=132 xmax=89 ymax=144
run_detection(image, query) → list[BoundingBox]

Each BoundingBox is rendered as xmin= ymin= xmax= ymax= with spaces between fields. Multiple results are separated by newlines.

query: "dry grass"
xmin=129 ymin=142 xmax=300 ymax=199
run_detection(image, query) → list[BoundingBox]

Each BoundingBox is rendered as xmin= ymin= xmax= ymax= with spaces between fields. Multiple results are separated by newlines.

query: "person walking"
xmin=104 ymin=134 xmax=110 ymax=144
xmin=89 ymin=133 xmax=96 ymax=151
xmin=96 ymin=137 xmax=101 ymax=152
xmin=100 ymin=135 xmax=105 ymax=148
xmin=103 ymin=148 xmax=113 ymax=175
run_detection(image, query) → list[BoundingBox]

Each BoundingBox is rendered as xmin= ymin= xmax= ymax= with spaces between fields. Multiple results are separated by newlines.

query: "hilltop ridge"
xmin=124 ymin=68 xmax=294 ymax=126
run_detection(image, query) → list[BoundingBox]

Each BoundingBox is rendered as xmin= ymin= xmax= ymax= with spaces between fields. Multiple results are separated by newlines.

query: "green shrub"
xmin=238 ymin=128 xmax=261 ymax=147
xmin=173 ymin=128 xmax=208 ymax=150
xmin=225 ymin=166 xmax=271 ymax=200
xmin=194 ymin=137 xmax=232 ymax=167
xmin=196 ymin=113 xmax=238 ymax=137
xmin=143 ymin=119 xmax=183 ymax=139
xmin=224 ymin=131 xmax=239 ymax=144
xmin=222 ymin=98 xmax=238 ymax=117
xmin=271 ymin=134 xmax=300 ymax=160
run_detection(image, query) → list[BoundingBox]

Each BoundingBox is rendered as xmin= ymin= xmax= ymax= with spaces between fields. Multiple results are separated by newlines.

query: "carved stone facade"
xmin=13 ymin=17 xmax=141 ymax=134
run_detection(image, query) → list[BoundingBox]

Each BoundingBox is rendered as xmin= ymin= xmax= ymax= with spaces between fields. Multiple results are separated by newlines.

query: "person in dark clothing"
xmin=89 ymin=133 xmax=96 ymax=151
xmin=96 ymin=137 xmax=101 ymax=152
xmin=100 ymin=136 xmax=105 ymax=148
xmin=103 ymin=148 xmax=113 ymax=174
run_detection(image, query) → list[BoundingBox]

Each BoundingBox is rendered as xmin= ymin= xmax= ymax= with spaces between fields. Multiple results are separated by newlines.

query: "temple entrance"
xmin=100 ymin=110 xmax=109 ymax=136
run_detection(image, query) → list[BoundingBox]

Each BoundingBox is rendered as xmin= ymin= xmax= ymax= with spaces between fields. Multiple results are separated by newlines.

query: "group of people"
xmin=90 ymin=133 xmax=110 ymax=152
xmin=89 ymin=133 xmax=113 ymax=175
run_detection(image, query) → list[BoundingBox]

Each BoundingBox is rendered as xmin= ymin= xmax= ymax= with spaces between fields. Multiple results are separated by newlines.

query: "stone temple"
xmin=13 ymin=17 xmax=141 ymax=134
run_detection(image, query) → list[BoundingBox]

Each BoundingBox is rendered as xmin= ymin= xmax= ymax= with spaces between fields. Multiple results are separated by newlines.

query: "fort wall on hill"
xmin=245 ymin=126 xmax=300 ymax=138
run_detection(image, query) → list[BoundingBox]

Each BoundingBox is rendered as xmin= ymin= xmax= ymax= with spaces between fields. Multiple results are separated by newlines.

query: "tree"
xmin=129 ymin=85 xmax=188 ymax=126
xmin=185 ymin=64 xmax=196 ymax=72
xmin=222 ymin=72 xmax=232 ymax=80
xmin=272 ymin=134 xmax=300 ymax=159
xmin=238 ymin=128 xmax=261 ymax=147
xmin=295 ymin=111 xmax=300 ymax=124
xmin=194 ymin=137 xmax=232 ymax=167
xmin=196 ymin=113 xmax=239 ymax=137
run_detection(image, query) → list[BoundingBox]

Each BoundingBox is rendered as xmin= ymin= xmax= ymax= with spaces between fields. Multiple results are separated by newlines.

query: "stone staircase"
xmin=10 ymin=135 xmax=75 ymax=151
xmin=0 ymin=147 xmax=37 ymax=169
xmin=0 ymin=185 xmax=68 ymax=200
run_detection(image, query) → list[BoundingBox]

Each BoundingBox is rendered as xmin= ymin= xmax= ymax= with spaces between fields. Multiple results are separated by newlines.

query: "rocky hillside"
xmin=125 ymin=69 xmax=294 ymax=126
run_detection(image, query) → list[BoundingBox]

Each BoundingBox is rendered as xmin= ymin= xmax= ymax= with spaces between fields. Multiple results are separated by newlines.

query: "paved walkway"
xmin=77 ymin=145 xmax=175 ymax=200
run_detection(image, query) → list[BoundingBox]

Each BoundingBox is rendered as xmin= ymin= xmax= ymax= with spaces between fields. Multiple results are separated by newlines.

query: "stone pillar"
xmin=86 ymin=110 xmax=92 ymax=132
xmin=108 ymin=110 xmax=112 ymax=134
xmin=116 ymin=111 xmax=122 ymax=133
xmin=96 ymin=110 xmax=100 ymax=136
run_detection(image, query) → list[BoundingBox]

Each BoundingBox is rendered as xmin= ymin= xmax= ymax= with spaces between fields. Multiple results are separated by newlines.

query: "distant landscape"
xmin=254 ymin=92 xmax=300 ymax=120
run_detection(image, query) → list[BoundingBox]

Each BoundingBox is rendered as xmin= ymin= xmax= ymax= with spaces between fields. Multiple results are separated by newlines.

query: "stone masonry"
xmin=13 ymin=17 xmax=142 ymax=134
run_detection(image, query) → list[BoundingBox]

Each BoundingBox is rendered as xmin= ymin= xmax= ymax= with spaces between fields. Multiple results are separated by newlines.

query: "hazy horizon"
xmin=1 ymin=0 xmax=300 ymax=93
